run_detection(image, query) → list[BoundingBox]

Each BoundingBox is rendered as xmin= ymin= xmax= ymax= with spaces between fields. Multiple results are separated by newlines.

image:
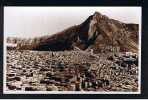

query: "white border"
xmin=3 ymin=6 xmax=142 ymax=94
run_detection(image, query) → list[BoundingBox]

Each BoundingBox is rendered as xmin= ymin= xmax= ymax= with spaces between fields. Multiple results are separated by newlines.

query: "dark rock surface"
xmin=6 ymin=50 xmax=139 ymax=92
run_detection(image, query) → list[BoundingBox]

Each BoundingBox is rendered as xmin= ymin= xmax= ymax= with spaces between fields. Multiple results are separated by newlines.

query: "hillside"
xmin=7 ymin=12 xmax=139 ymax=53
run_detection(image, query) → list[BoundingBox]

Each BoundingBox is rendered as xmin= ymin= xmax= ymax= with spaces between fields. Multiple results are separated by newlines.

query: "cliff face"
xmin=7 ymin=12 xmax=139 ymax=53
xmin=84 ymin=12 xmax=139 ymax=53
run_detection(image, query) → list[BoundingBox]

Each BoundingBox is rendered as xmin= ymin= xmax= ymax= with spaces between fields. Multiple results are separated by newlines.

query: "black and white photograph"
xmin=3 ymin=7 xmax=141 ymax=94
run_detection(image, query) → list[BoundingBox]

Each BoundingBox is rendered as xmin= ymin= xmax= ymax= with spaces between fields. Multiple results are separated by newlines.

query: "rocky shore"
xmin=6 ymin=50 xmax=139 ymax=92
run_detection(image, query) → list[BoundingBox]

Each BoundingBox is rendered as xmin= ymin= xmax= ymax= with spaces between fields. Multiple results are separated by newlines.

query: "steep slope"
xmin=7 ymin=12 xmax=139 ymax=53
xmin=87 ymin=12 xmax=139 ymax=53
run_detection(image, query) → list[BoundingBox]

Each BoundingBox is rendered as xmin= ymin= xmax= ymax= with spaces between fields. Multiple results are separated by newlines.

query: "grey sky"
xmin=4 ymin=7 xmax=141 ymax=38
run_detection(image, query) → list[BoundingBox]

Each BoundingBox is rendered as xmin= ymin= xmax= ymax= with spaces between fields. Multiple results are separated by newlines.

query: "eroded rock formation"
xmin=7 ymin=12 xmax=139 ymax=53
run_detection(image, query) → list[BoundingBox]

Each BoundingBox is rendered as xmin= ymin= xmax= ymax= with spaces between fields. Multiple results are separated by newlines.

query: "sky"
xmin=4 ymin=7 xmax=141 ymax=38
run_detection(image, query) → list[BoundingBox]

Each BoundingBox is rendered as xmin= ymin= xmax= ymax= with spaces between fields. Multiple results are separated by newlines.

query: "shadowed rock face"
xmin=86 ymin=12 xmax=139 ymax=53
xmin=7 ymin=12 xmax=139 ymax=52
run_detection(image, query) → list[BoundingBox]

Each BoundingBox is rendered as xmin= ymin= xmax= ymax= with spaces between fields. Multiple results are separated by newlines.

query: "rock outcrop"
xmin=7 ymin=12 xmax=139 ymax=53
